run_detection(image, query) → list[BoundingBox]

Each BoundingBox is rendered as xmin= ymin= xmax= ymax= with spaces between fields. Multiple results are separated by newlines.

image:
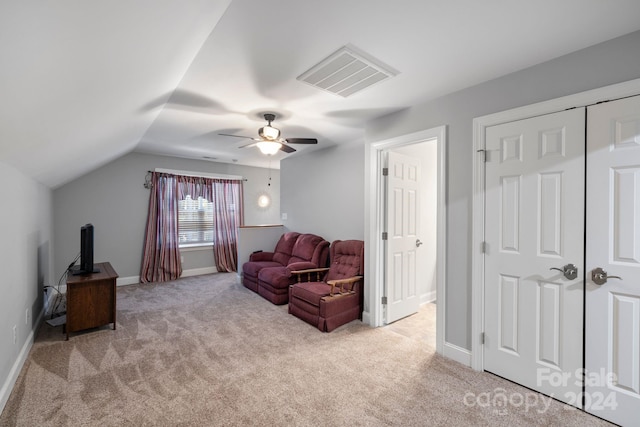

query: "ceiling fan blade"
xmin=218 ymin=133 xmax=256 ymax=140
xmin=279 ymin=144 xmax=296 ymax=153
xmin=285 ymin=138 xmax=318 ymax=144
xmin=238 ymin=142 xmax=258 ymax=149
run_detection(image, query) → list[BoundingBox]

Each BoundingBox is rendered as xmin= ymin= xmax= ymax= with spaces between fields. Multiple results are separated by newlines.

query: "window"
xmin=178 ymin=195 xmax=214 ymax=247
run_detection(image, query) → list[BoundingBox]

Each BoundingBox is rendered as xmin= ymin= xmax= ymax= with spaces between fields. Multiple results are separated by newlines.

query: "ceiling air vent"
xmin=297 ymin=44 xmax=398 ymax=98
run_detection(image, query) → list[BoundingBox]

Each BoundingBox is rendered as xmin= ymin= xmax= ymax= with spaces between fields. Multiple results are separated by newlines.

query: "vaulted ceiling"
xmin=2 ymin=1 xmax=640 ymax=188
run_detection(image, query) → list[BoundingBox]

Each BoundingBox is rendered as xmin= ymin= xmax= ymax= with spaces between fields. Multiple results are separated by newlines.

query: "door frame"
xmin=471 ymin=77 xmax=640 ymax=371
xmin=364 ymin=125 xmax=447 ymax=355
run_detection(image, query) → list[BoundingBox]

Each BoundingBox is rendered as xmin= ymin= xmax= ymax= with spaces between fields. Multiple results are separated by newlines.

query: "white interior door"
xmin=484 ymin=108 xmax=585 ymax=405
xmin=385 ymin=151 xmax=421 ymax=323
xmin=585 ymin=95 xmax=640 ymax=426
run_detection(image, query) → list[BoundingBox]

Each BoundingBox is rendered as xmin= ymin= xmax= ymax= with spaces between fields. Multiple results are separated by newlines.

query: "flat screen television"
xmin=70 ymin=223 xmax=100 ymax=275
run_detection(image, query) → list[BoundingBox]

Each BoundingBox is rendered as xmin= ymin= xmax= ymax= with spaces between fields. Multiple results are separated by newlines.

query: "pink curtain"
xmin=141 ymin=173 xmax=244 ymax=280
xmin=140 ymin=172 xmax=182 ymax=282
xmin=212 ymin=179 xmax=244 ymax=272
xmin=177 ymin=175 xmax=213 ymax=201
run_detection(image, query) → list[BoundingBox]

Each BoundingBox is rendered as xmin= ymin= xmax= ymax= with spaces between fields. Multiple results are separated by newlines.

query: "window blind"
xmin=178 ymin=195 xmax=214 ymax=246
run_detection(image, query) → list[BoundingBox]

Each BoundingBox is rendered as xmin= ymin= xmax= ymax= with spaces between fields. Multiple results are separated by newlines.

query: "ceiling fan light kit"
xmin=256 ymin=140 xmax=281 ymax=156
xmin=218 ymin=112 xmax=318 ymax=155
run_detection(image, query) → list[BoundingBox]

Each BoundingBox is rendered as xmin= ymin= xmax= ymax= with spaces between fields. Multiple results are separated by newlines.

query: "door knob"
xmin=416 ymin=239 xmax=423 ymax=247
xmin=591 ymin=267 xmax=622 ymax=285
xmin=549 ymin=263 xmax=578 ymax=280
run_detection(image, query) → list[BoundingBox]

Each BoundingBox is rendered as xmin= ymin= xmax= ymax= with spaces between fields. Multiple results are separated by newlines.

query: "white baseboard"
xmin=0 ymin=303 xmax=45 ymax=415
xmin=181 ymin=267 xmax=218 ymax=278
xmin=117 ymin=275 xmax=140 ymax=286
xmin=443 ymin=342 xmax=472 ymax=367
xmin=103 ymin=267 xmax=220 ymax=288
xmin=420 ymin=290 xmax=437 ymax=305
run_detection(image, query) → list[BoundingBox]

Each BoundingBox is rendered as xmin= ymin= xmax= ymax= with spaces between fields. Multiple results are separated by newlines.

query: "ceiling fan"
xmin=219 ymin=113 xmax=318 ymax=155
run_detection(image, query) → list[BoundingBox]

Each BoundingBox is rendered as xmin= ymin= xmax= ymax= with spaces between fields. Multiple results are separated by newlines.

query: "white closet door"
xmin=585 ymin=95 xmax=640 ymax=426
xmin=484 ymin=108 xmax=585 ymax=405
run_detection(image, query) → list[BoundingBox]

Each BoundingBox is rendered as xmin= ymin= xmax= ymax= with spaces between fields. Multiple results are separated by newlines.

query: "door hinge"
xmin=481 ymin=241 xmax=487 ymax=253
xmin=382 ymin=167 xmax=389 ymax=176
xmin=477 ymin=149 xmax=486 ymax=162
xmin=382 ymin=296 xmax=388 ymax=305
xmin=481 ymin=332 xmax=485 ymax=344
xmin=382 ymin=231 xmax=388 ymax=240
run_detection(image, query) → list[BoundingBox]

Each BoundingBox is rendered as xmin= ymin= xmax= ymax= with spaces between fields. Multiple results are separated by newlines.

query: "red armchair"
xmin=288 ymin=240 xmax=364 ymax=332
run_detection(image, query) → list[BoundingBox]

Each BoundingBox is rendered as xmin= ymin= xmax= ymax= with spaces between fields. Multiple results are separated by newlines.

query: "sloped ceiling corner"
xmin=0 ymin=0 xmax=232 ymax=188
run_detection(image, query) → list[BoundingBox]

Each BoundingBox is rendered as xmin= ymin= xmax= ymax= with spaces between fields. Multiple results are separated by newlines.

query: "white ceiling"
xmin=2 ymin=1 xmax=640 ymax=188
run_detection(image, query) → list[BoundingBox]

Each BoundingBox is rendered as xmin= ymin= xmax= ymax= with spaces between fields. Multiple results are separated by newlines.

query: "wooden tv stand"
xmin=65 ymin=262 xmax=118 ymax=340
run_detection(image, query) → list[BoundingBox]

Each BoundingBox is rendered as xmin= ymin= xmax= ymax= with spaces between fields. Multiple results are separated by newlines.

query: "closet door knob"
xmin=591 ymin=267 xmax=622 ymax=285
xmin=549 ymin=263 xmax=578 ymax=280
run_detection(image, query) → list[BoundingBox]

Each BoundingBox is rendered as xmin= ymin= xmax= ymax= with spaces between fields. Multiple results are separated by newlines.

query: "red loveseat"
xmin=242 ymin=232 xmax=329 ymax=305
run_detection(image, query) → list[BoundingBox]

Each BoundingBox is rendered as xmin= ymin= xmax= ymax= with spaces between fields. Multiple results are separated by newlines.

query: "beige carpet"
xmin=0 ymin=273 xmax=611 ymax=426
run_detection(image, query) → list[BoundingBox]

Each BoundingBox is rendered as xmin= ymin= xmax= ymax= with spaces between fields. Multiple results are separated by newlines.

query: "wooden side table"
xmin=65 ymin=262 xmax=118 ymax=340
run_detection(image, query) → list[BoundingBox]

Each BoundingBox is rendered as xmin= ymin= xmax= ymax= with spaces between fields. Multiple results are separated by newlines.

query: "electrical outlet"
xmin=12 ymin=325 xmax=17 ymax=345
xmin=281 ymin=213 xmax=287 ymax=220
xmin=26 ymin=308 xmax=30 ymax=326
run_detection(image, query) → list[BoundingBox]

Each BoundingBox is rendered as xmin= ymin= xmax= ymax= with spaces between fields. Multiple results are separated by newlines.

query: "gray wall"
xmin=280 ymin=143 xmax=364 ymax=242
xmin=0 ymin=161 xmax=53 ymax=410
xmin=281 ymin=30 xmax=640 ymax=351
xmin=53 ymin=152 xmax=280 ymax=281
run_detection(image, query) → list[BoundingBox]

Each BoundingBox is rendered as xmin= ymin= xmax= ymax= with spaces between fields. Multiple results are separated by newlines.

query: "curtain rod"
xmin=149 ymin=169 xmax=247 ymax=181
